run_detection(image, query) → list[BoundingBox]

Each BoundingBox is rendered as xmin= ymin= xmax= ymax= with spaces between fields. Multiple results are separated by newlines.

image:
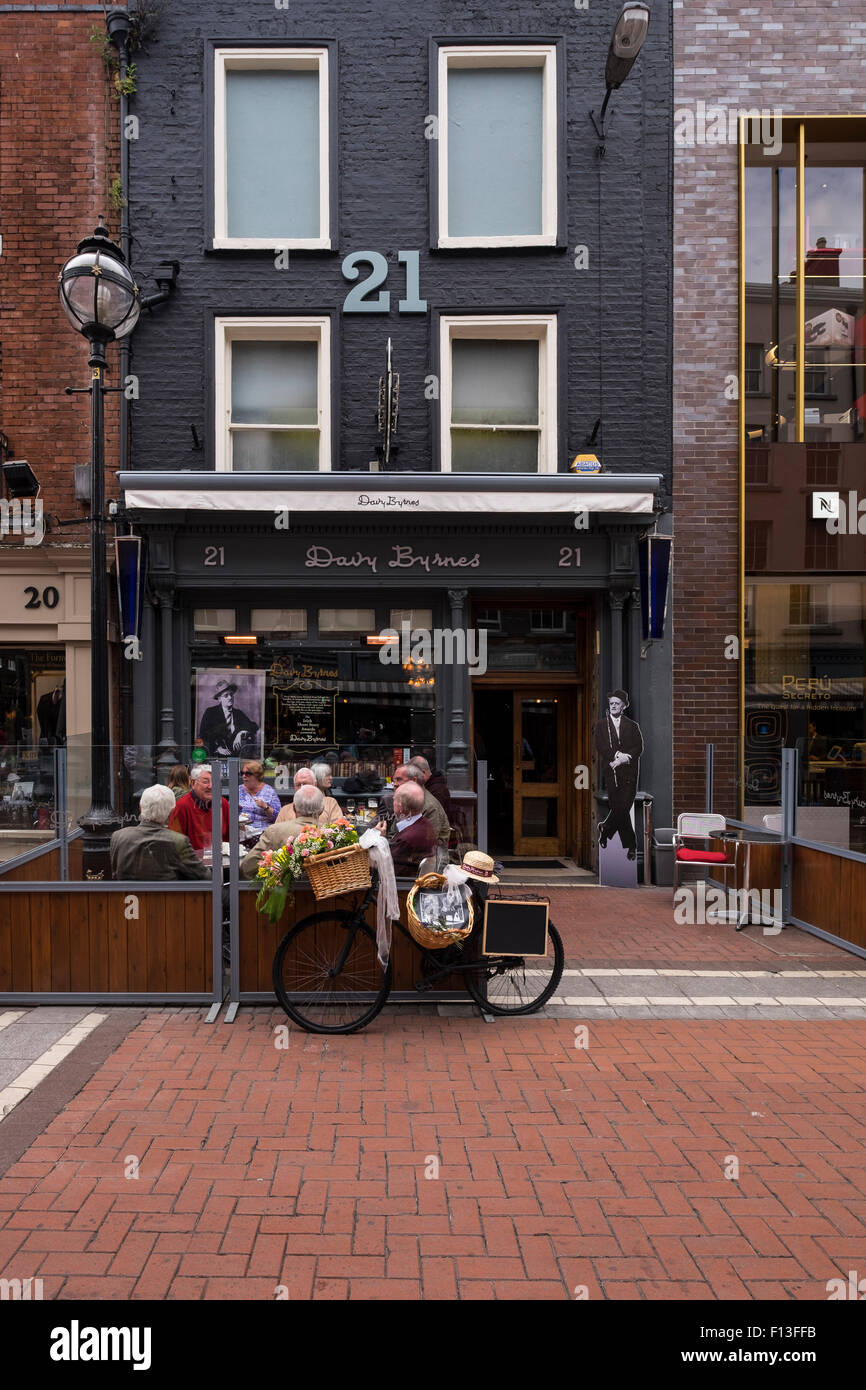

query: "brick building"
xmin=0 ymin=0 xmax=125 ymax=855
xmin=673 ymin=2 xmax=866 ymax=853
xmin=117 ymin=0 xmax=674 ymax=872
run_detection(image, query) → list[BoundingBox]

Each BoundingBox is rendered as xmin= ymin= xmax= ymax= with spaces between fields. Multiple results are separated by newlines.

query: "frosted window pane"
xmin=450 ymin=430 xmax=539 ymax=472
xmin=226 ymin=70 xmax=320 ymax=238
xmin=318 ymin=609 xmax=376 ymax=632
xmin=448 ymin=68 xmax=543 ymax=237
xmin=232 ymin=341 xmax=318 ymax=425
xmin=452 ymin=340 xmax=538 ymax=425
xmin=231 ymin=429 xmax=319 ymax=471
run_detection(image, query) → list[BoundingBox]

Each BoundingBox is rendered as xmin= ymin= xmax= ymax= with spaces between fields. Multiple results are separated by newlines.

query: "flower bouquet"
xmin=255 ymin=818 xmax=365 ymax=921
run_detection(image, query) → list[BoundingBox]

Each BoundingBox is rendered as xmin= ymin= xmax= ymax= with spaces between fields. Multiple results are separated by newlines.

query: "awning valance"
xmin=118 ymin=470 xmax=662 ymax=517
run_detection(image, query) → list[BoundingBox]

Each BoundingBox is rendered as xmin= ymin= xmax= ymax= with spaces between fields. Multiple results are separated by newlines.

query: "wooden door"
xmin=512 ymin=690 xmax=566 ymax=856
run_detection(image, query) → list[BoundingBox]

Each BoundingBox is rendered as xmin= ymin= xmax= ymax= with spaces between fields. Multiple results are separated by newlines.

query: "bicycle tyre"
xmin=464 ymin=921 xmax=564 ymax=1016
xmin=272 ymin=908 xmax=392 ymax=1034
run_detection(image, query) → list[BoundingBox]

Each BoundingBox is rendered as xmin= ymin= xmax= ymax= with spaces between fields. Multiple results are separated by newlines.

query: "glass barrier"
xmin=23 ymin=744 xmax=478 ymax=883
xmin=0 ymin=747 xmax=59 ymax=873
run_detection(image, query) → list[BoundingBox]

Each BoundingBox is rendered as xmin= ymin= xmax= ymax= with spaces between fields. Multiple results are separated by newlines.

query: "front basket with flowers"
xmin=255 ymin=819 xmax=370 ymax=921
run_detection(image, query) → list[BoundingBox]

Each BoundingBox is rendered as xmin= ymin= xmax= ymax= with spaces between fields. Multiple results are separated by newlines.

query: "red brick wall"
xmin=673 ymin=1 xmax=866 ymax=817
xmin=0 ymin=3 xmax=122 ymax=544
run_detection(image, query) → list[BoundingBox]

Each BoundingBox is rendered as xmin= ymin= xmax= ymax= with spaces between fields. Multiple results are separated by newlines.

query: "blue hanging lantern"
xmin=638 ymin=534 xmax=671 ymax=641
xmin=114 ymin=534 xmax=146 ymax=648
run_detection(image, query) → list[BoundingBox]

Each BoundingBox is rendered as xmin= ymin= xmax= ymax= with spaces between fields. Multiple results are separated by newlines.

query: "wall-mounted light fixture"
xmin=224 ymin=635 xmax=258 ymax=646
xmin=590 ymin=2 xmax=651 ymax=148
xmin=2 ymin=459 xmax=40 ymax=499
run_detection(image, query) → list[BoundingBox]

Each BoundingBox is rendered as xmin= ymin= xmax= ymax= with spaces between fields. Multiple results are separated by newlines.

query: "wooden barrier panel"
xmin=792 ymin=845 xmax=866 ymax=950
xmin=0 ymin=890 xmax=212 ymax=994
xmin=240 ymin=885 xmax=465 ymax=996
xmin=0 ymin=847 xmax=61 ymax=882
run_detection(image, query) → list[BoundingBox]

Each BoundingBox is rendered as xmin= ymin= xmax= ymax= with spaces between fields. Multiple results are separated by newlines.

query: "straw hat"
xmin=460 ymin=850 xmax=499 ymax=885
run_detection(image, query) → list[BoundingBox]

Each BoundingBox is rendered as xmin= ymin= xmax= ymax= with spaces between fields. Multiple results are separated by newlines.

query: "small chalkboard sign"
xmin=482 ymin=899 xmax=549 ymax=957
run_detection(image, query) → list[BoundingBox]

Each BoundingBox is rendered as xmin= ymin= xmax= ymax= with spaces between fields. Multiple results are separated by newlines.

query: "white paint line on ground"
xmin=0 ymin=1010 xmax=106 ymax=1124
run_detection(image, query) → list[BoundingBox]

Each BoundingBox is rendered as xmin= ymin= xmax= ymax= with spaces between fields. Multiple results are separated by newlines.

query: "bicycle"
xmin=272 ymin=869 xmax=564 ymax=1034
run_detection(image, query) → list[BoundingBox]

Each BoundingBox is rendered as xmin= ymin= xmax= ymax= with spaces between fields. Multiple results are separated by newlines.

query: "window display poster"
xmin=196 ymin=668 xmax=265 ymax=759
xmin=278 ymin=692 xmax=336 ymax=746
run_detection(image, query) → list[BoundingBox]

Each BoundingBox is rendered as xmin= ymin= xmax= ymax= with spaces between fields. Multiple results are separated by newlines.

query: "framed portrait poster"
xmin=195 ymin=669 xmax=266 ymax=760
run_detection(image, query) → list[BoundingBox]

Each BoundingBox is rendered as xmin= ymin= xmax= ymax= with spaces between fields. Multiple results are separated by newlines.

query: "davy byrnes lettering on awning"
xmin=121 ymin=482 xmax=659 ymax=515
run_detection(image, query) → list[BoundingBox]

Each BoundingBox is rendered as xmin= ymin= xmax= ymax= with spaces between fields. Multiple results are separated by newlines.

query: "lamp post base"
xmin=79 ymin=803 xmax=120 ymax=881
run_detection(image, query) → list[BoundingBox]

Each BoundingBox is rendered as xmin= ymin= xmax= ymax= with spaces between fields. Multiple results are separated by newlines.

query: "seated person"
xmin=168 ymin=763 xmax=230 ymax=855
xmin=238 ymin=760 xmax=282 ymax=834
xmin=378 ymin=764 xmax=450 ymax=848
xmin=309 ymin=761 xmax=343 ymax=825
xmin=409 ymin=753 xmax=453 ymax=823
xmin=111 ymin=784 xmax=209 ymax=881
xmin=275 ymin=767 xmax=315 ymax=822
xmin=241 ymin=784 xmax=324 ymax=880
xmin=378 ymin=782 xmax=436 ymax=877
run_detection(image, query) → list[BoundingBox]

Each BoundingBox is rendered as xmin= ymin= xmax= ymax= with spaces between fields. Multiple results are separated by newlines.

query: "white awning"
xmin=121 ymin=483 xmax=657 ymax=515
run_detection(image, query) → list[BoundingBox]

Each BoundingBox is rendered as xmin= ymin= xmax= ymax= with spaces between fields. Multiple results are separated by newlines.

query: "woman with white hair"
xmin=110 ymin=784 xmax=209 ymax=881
xmin=309 ymin=761 xmax=343 ymax=825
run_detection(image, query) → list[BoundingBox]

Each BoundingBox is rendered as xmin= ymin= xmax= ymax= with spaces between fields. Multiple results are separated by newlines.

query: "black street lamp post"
xmin=59 ymin=223 xmax=140 ymax=878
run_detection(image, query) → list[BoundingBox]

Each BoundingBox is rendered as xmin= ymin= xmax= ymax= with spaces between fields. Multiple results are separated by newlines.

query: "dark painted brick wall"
xmin=126 ymin=0 xmax=672 ymax=491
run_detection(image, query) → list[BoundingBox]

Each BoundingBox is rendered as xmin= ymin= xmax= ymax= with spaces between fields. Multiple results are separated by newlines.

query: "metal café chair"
xmin=673 ymin=812 xmax=741 ymax=923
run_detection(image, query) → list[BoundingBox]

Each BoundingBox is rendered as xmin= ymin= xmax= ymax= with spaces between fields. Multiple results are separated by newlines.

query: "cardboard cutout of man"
xmin=594 ymin=689 xmax=643 ymax=860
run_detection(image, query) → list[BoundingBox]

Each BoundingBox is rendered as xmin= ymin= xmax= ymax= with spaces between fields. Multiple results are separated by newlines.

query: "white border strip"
xmin=0 ymin=1012 xmax=106 ymax=1122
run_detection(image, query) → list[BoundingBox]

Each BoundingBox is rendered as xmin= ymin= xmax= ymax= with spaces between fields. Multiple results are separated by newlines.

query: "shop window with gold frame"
xmin=742 ymin=119 xmax=866 ymax=846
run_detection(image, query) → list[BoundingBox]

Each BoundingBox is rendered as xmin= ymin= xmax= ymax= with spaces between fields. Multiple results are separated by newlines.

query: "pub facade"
xmin=119 ymin=0 xmax=674 ymax=870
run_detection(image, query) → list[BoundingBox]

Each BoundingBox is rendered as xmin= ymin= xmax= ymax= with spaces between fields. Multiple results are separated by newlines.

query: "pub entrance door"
xmin=473 ymin=686 xmax=575 ymax=859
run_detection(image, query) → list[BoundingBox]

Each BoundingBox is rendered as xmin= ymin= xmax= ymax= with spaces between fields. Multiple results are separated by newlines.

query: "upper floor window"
xmin=434 ymin=44 xmax=558 ymax=248
xmin=215 ymin=317 xmax=331 ymax=472
xmin=439 ymin=314 xmax=557 ymax=473
xmin=214 ymin=48 xmax=331 ymax=249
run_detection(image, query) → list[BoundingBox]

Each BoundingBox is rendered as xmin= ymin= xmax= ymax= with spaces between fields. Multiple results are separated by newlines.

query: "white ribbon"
xmin=359 ymin=828 xmax=400 ymax=967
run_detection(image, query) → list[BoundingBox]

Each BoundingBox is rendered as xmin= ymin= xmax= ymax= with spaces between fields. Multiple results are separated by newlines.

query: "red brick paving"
xmin=546 ymin=887 xmax=847 ymax=967
xmin=1 ymin=1008 xmax=865 ymax=1300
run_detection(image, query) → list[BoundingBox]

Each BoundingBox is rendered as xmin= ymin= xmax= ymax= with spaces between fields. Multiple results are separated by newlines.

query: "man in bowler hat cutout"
xmin=594 ymin=689 xmax=643 ymax=859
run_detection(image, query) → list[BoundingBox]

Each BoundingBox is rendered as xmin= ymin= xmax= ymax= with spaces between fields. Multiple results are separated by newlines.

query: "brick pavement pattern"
xmin=1 ymin=1008 xmax=864 ymax=1301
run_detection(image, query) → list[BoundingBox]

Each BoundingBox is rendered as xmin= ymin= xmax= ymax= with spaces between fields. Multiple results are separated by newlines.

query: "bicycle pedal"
xmin=415 ymin=977 xmax=434 ymax=992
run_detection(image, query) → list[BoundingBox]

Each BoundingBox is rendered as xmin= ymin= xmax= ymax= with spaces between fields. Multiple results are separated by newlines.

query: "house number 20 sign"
xmin=341 ymin=250 xmax=427 ymax=314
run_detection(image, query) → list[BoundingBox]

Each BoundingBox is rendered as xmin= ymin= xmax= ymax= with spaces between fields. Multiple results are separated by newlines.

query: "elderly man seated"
xmin=111 ymin=784 xmax=209 ymax=881
xmin=241 ymin=784 xmax=324 ymax=880
xmin=378 ymin=764 xmax=450 ymax=848
xmin=276 ymin=764 xmax=341 ymax=827
xmin=377 ymin=782 xmax=436 ymax=877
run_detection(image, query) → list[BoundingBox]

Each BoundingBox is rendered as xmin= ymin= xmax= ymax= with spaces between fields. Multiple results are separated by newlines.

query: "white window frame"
xmin=437 ymin=44 xmax=557 ymax=249
xmin=214 ymin=47 xmax=330 ymax=250
xmin=215 ymin=316 xmax=331 ymax=473
xmin=439 ymin=314 xmax=558 ymax=475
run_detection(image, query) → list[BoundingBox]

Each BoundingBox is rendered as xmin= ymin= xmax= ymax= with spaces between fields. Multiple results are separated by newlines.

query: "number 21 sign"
xmin=341 ymin=250 xmax=427 ymax=314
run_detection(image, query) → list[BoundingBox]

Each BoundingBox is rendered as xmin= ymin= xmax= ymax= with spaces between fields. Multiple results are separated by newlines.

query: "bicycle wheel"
xmin=273 ymin=909 xmax=392 ymax=1034
xmin=464 ymin=922 xmax=564 ymax=1016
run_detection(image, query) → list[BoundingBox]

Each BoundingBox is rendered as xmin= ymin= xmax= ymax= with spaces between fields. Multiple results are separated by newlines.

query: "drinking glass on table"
xmin=346 ymin=799 xmax=356 ymax=816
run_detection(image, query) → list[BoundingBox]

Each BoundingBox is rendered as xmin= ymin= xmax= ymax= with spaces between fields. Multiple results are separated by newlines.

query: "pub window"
xmin=439 ymin=314 xmax=557 ymax=473
xmin=389 ymin=609 xmax=433 ymax=631
xmin=434 ymin=44 xmax=557 ymax=248
xmin=475 ymin=609 xmax=503 ymax=631
xmin=215 ymin=317 xmax=331 ymax=472
xmin=318 ymin=608 xmax=376 ymax=635
xmin=529 ymin=609 xmax=567 ymax=634
xmin=251 ymin=609 xmax=308 ymax=635
xmin=214 ymin=48 xmax=331 ymax=249
xmin=194 ymin=609 xmax=236 ymax=633
xmin=806 ymin=445 xmax=840 ymax=486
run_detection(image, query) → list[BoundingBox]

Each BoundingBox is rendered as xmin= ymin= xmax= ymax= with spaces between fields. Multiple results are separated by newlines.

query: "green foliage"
xmin=109 ymin=177 xmax=127 ymax=212
xmin=113 ymin=63 xmax=137 ymax=100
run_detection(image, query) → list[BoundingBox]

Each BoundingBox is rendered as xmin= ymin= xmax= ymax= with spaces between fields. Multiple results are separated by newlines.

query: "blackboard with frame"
xmin=482 ymin=899 xmax=549 ymax=957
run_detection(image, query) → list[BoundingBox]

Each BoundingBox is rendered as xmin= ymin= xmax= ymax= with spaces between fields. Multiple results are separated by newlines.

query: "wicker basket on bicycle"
xmin=406 ymin=872 xmax=474 ymax=950
xmin=304 ymin=843 xmax=371 ymax=901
